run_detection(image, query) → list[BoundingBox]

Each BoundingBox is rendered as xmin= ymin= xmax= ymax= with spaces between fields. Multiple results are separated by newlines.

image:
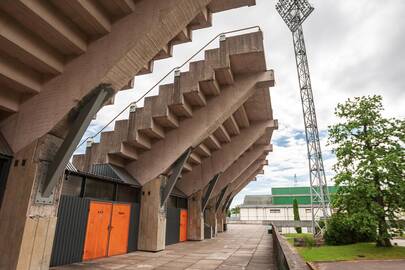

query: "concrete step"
xmin=203 ymin=134 xmax=221 ymax=151
xmin=135 ymin=107 xmax=166 ymax=139
xmin=213 ymin=125 xmax=231 ymax=143
xmin=189 ymin=152 xmax=202 ymax=165
xmin=73 ymin=30 xmax=268 ymax=173
xmin=195 ymin=143 xmax=211 ymax=158
xmin=135 ymin=6 xmax=211 ymax=75
xmin=182 ymin=162 xmax=193 ymax=173
xmin=144 ymin=95 xmax=179 ymax=128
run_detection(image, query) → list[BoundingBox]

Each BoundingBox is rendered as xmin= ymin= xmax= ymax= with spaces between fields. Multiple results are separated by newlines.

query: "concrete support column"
xmin=138 ymin=175 xmax=166 ymax=252
xmin=0 ymin=134 xmax=64 ymax=270
xmin=204 ymin=201 xmax=217 ymax=237
xmin=223 ymin=211 xmax=228 ymax=232
xmin=187 ymin=190 xmax=204 ymax=241
xmin=217 ymin=212 xmax=225 ymax=233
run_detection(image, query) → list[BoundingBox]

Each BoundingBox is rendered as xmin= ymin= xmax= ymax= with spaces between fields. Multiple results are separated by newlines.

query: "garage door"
xmin=108 ymin=204 xmax=131 ymax=256
xmin=83 ymin=201 xmax=112 ymax=260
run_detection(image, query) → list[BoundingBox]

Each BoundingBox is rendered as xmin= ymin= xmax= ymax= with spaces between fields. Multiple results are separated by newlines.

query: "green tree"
xmin=328 ymin=95 xmax=405 ymax=247
xmin=293 ymin=198 xmax=302 ymax=233
xmin=231 ymin=206 xmax=240 ymax=216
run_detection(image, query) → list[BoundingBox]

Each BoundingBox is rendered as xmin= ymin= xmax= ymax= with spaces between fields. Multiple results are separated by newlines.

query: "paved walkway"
xmin=53 ymin=224 xmax=275 ymax=270
xmin=313 ymin=260 xmax=405 ymax=270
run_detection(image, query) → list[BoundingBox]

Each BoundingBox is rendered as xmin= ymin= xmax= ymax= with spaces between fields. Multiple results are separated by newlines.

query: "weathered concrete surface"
xmin=1 ymin=0 xmax=255 ymax=153
xmin=188 ymin=190 xmax=205 ymax=241
xmin=52 ymin=224 xmax=276 ymax=270
xmin=313 ymin=260 xmax=405 ymax=270
xmin=73 ymin=30 xmax=275 ymax=191
xmin=138 ymin=176 xmax=167 ymax=252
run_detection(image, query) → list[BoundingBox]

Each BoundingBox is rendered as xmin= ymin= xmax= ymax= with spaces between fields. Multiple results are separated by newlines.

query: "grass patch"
xmin=284 ymin=233 xmax=313 ymax=239
xmin=283 ymin=233 xmax=313 ymax=246
xmin=294 ymin=242 xmax=405 ymax=262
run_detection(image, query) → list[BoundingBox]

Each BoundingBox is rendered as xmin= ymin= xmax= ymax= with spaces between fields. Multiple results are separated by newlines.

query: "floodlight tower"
xmin=275 ymin=0 xmax=330 ymax=235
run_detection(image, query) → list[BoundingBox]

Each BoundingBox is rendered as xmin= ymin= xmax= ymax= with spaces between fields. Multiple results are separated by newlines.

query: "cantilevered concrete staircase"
xmin=73 ymin=30 xmax=276 ymax=189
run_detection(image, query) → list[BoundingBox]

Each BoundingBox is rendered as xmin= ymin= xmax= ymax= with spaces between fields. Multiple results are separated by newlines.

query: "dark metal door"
xmin=165 ymin=207 xmax=180 ymax=245
xmin=0 ymin=155 xmax=11 ymax=209
xmin=50 ymin=196 xmax=90 ymax=266
xmin=128 ymin=203 xmax=140 ymax=252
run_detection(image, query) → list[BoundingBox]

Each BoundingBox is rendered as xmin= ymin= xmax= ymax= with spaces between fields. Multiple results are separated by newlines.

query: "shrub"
xmin=324 ymin=212 xmax=376 ymax=245
xmin=303 ymin=235 xmax=315 ymax=247
xmin=318 ymin=220 xmax=326 ymax=229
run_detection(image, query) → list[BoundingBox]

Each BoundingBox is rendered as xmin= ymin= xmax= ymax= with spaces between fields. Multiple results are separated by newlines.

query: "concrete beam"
xmin=177 ymin=119 xmax=276 ymax=196
xmin=0 ymin=88 xmax=20 ymax=113
xmin=210 ymin=144 xmax=272 ymax=197
xmin=223 ymin=160 xmax=264 ymax=198
xmin=126 ymin=71 xmax=274 ymax=185
xmin=65 ymin=0 xmax=112 ymax=35
xmin=208 ymin=0 xmax=256 ymax=13
xmin=0 ymin=51 xmax=42 ymax=94
xmin=1 ymin=0 xmax=213 ymax=153
xmin=0 ymin=8 xmax=65 ymax=74
xmin=232 ymin=168 xmax=263 ymax=195
xmin=0 ymin=0 xmax=87 ymax=56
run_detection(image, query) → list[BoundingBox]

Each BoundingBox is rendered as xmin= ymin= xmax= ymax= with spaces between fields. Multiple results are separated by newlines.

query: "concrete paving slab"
xmin=52 ymin=224 xmax=276 ymax=270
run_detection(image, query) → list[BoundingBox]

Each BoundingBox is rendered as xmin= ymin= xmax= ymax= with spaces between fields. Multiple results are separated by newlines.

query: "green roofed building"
xmin=271 ymin=186 xmax=337 ymax=205
xmin=239 ymin=186 xmax=337 ymax=233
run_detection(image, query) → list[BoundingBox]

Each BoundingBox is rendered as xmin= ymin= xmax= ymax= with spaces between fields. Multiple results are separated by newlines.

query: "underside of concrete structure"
xmin=0 ymin=1 xmax=279 ymax=269
xmin=71 ymin=29 xmax=277 ymax=245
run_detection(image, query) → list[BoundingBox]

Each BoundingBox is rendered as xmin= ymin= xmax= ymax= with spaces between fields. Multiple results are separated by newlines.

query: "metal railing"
xmin=76 ymin=26 xmax=261 ymax=150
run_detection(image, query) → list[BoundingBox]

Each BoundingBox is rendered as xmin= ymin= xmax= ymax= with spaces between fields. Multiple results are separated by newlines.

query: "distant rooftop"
xmin=271 ymin=186 xmax=337 ymax=196
xmin=243 ymin=195 xmax=272 ymax=206
xmin=240 ymin=186 xmax=338 ymax=207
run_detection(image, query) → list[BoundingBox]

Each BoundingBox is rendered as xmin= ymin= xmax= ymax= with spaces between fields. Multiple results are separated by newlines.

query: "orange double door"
xmin=83 ymin=201 xmax=131 ymax=261
xmin=179 ymin=209 xmax=188 ymax=242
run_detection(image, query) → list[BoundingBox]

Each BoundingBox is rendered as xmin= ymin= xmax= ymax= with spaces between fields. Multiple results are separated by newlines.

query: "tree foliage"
xmin=293 ymin=198 xmax=302 ymax=233
xmin=328 ymin=95 xmax=405 ymax=247
xmin=324 ymin=212 xmax=376 ymax=245
xmin=231 ymin=206 xmax=240 ymax=215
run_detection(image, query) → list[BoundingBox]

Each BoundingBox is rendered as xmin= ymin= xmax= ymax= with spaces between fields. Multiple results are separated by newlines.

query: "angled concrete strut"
xmin=42 ymin=85 xmax=114 ymax=197
xmin=222 ymin=193 xmax=233 ymax=212
xmin=215 ymin=185 xmax=228 ymax=211
xmin=201 ymin=173 xmax=221 ymax=212
xmin=160 ymin=148 xmax=192 ymax=207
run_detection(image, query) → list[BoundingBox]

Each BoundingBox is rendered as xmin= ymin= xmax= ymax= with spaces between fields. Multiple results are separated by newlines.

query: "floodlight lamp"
xmin=275 ymin=0 xmax=314 ymax=32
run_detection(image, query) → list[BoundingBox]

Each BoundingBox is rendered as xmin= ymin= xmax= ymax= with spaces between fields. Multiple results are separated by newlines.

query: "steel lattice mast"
xmin=275 ymin=0 xmax=330 ymax=234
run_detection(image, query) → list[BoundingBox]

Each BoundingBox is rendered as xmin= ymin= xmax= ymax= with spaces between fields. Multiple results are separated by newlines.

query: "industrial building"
xmin=239 ymin=187 xmax=337 ymax=233
xmin=0 ymin=1 xmax=279 ymax=269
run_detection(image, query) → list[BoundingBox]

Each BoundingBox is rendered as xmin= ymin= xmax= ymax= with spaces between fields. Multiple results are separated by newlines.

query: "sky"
xmin=75 ymin=0 xmax=405 ymax=208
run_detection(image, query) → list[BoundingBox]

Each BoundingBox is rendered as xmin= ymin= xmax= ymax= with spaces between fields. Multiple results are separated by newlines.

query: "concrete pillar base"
xmin=205 ymin=204 xmax=218 ymax=237
xmin=217 ymin=212 xmax=225 ymax=233
xmin=187 ymin=190 xmax=204 ymax=241
xmin=0 ymin=134 xmax=63 ymax=270
xmin=138 ymin=176 xmax=166 ymax=252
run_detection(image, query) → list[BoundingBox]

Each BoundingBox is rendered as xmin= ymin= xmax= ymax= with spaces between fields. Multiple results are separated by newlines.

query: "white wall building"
xmin=239 ymin=194 xmax=329 ymax=234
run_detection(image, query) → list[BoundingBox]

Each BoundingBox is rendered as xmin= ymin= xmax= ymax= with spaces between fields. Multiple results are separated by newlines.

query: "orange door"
xmin=179 ymin=209 xmax=187 ymax=242
xmin=108 ymin=203 xmax=131 ymax=256
xmin=83 ymin=201 xmax=112 ymax=261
